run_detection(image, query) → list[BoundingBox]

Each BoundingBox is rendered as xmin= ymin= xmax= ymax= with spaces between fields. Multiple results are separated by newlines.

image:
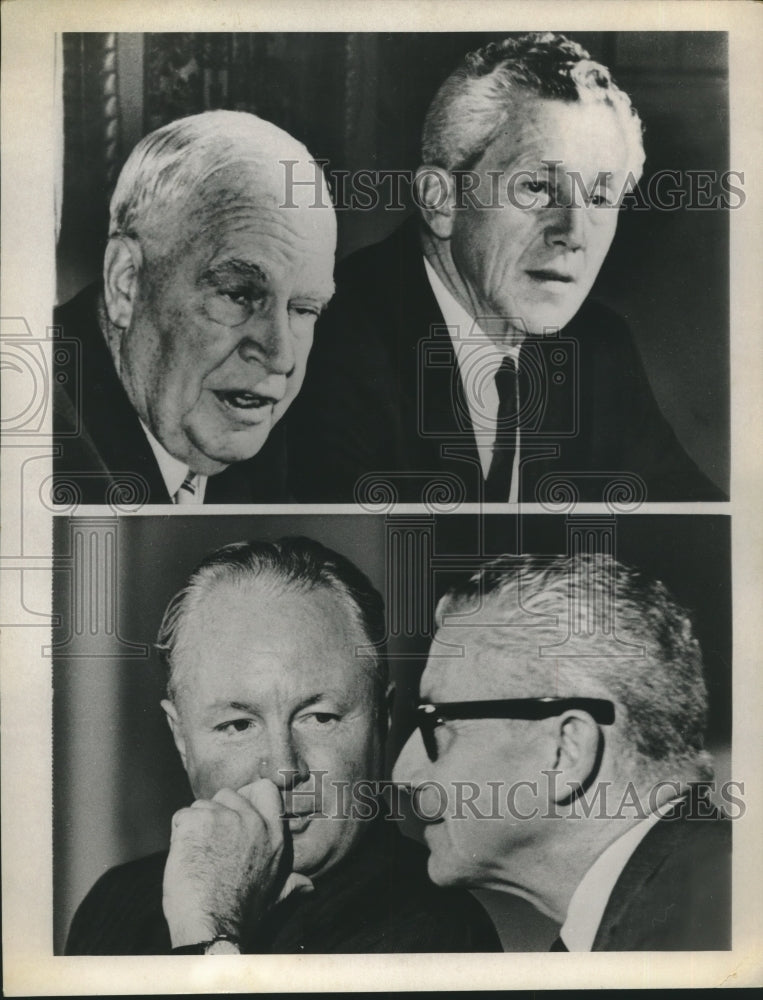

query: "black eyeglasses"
xmin=414 ymin=698 xmax=616 ymax=761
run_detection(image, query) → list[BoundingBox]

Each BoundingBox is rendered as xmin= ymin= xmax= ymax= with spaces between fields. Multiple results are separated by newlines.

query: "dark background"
xmin=57 ymin=31 xmax=730 ymax=492
xmin=53 ymin=513 xmax=731 ymax=953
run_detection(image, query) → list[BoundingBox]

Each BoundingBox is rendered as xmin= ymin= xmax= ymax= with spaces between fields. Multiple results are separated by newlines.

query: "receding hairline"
xmin=429 ymin=552 xmax=682 ymax=689
xmin=428 ymin=554 xmax=709 ymax=772
xmin=109 ymin=109 xmax=333 ymax=243
xmin=427 ymin=610 xmax=631 ymax=698
xmin=163 ymin=563 xmax=382 ymax=702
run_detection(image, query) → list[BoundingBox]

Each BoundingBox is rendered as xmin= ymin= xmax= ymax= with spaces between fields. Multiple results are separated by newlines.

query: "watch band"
xmin=172 ymin=934 xmax=241 ymax=955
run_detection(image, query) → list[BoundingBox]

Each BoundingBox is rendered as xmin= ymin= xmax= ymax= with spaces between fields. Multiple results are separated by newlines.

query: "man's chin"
xmin=426 ymin=853 xmax=462 ymax=888
xmin=291 ymin=844 xmax=334 ymax=880
xmin=519 ymin=311 xmax=576 ymax=337
xmin=187 ymin=428 xmax=273 ymax=474
xmin=424 ymin=833 xmax=474 ymax=888
xmin=291 ymin=821 xmax=367 ymax=880
xmin=517 ymin=295 xmax=590 ymax=336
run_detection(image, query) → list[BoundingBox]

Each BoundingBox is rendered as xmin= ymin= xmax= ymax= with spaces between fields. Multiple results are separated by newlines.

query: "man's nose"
xmin=392 ymin=728 xmax=430 ymax=790
xmin=238 ymin=307 xmax=296 ymax=377
xmin=256 ymin=728 xmax=309 ymax=788
xmin=543 ymin=204 xmax=586 ymax=252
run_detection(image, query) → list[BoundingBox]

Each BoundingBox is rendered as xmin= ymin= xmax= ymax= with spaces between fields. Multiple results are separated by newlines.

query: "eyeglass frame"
xmin=414 ymin=697 xmax=616 ymax=762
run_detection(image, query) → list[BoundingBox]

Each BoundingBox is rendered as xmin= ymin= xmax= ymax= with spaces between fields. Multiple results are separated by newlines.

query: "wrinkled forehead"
xmin=183 ymin=573 xmax=354 ymax=649
xmin=171 ymin=574 xmax=374 ymax=695
xmin=481 ymin=93 xmax=635 ymax=174
xmin=151 ymin=157 xmax=336 ymax=252
xmin=421 ymin=621 xmax=550 ymax=703
xmin=196 ymin=155 xmax=332 ymax=211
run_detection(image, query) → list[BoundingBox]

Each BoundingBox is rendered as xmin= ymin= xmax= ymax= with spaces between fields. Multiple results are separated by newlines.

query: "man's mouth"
xmin=526 ymin=269 xmax=575 ymax=283
xmin=284 ymin=812 xmax=317 ymax=834
xmin=213 ymin=389 xmax=278 ymax=410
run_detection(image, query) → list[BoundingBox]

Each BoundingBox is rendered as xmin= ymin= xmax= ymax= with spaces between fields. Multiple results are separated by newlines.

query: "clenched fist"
xmin=162 ymin=779 xmax=310 ymax=948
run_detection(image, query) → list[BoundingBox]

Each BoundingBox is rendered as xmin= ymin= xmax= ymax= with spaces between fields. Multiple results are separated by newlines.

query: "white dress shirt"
xmin=559 ymin=797 xmax=681 ymax=951
xmin=423 ymin=258 xmax=521 ymax=502
xmin=140 ymin=421 xmax=208 ymax=504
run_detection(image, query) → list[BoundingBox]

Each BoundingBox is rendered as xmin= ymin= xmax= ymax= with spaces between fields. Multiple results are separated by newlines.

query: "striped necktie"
xmin=174 ymin=472 xmax=200 ymax=505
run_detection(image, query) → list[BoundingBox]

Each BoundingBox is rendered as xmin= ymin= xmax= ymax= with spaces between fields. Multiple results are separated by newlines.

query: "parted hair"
xmin=422 ymin=32 xmax=645 ymax=177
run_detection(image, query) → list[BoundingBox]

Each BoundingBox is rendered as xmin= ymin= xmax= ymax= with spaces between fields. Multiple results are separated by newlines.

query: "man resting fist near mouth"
xmin=163 ymin=779 xmax=315 ymax=953
xmin=66 ymin=538 xmax=501 ymax=955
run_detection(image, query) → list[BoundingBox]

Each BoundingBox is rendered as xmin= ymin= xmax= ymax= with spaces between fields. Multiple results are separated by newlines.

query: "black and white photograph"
xmin=1 ymin=0 xmax=761 ymax=995
xmin=52 ymin=513 xmax=732 ymax=955
xmin=51 ymin=29 xmax=730 ymax=506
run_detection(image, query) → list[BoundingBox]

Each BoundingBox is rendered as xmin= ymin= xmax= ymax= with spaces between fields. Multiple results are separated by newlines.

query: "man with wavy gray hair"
xmin=54 ymin=110 xmax=337 ymax=503
xmin=393 ymin=553 xmax=731 ymax=950
xmin=293 ymin=33 xmax=723 ymax=503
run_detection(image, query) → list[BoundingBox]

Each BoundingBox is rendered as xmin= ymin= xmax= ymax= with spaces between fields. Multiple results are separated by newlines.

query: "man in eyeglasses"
xmin=393 ymin=552 xmax=731 ymax=951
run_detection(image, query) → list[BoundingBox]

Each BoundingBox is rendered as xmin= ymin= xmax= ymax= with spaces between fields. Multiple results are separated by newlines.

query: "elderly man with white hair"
xmin=54 ymin=110 xmax=336 ymax=504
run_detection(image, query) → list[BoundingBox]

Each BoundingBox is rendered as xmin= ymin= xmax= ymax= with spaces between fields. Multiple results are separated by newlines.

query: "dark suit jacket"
xmin=591 ymin=791 xmax=731 ymax=950
xmin=290 ymin=218 xmax=726 ymax=503
xmin=65 ymin=816 xmax=501 ymax=955
xmin=53 ymin=284 xmax=291 ymax=504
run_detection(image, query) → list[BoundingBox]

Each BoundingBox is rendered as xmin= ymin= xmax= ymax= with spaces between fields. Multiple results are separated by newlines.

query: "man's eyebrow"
xmin=293 ymin=693 xmax=342 ymax=713
xmin=202 ymin=261 xmax=334 ymax=305
xmin=202 ymin=260 xmax=268 ymax=285
xmin=205 ymin=693 xmax=345 ymax=717
xmin=207 ymin=698 xmax=261 ymax=715
xmin=491 ymin=153 xmax=546 ymax=172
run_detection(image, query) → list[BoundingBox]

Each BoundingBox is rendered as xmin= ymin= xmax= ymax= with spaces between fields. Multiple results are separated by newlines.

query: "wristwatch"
xmin=172 ymin=934 xmax=241 ymax=955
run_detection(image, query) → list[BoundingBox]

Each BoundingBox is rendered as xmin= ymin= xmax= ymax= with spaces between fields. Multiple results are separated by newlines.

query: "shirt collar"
xmin=139 ymin=421 xmax=207 ymax=502
xmin=559 ymin=797 xmax=681 ymax=951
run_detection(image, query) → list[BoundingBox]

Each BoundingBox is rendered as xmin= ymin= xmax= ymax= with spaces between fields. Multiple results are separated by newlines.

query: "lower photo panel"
xmin=53 ymin=513 xmax=731 ymax=954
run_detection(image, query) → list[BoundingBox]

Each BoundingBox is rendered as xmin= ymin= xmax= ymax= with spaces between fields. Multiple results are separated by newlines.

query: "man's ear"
xmin=548 ymin=712 xmax=602 ymax=804
xmin=414 ymin=165 xmax=457 ymax=239
xmin=160 ymin=698 xmax=187 ymax=769
xmin=103 ymin=235 xmax=142 ymax=331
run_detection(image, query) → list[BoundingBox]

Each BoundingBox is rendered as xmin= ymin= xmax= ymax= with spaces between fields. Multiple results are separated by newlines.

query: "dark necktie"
xmin=549 ymin=936 xmax=568 ymax=951
xmin=484 ymin=355 xmax=518 ymax=502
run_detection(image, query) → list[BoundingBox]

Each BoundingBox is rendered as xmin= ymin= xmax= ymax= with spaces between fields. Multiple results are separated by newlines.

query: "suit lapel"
xmin=590 ymin=792 xmax=704 ymax=951
xmin=57 ymin=286 xmax=170 ymax=503
xmin=393 ymin=220 xmax=484 ymax=499
xmin=515 ymin=334 xmax=578 ymax=502
xmin=393 ymin=223 xmax=591 ymax=502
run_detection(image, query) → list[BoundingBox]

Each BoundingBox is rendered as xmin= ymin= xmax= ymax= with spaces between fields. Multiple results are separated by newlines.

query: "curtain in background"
xmin=58 ymin=32 xmax=371 ymax=301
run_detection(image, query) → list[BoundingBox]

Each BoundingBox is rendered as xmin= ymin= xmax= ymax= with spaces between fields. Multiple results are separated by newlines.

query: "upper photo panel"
xmin=54 ymin=32 xmax=730 ymax=506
